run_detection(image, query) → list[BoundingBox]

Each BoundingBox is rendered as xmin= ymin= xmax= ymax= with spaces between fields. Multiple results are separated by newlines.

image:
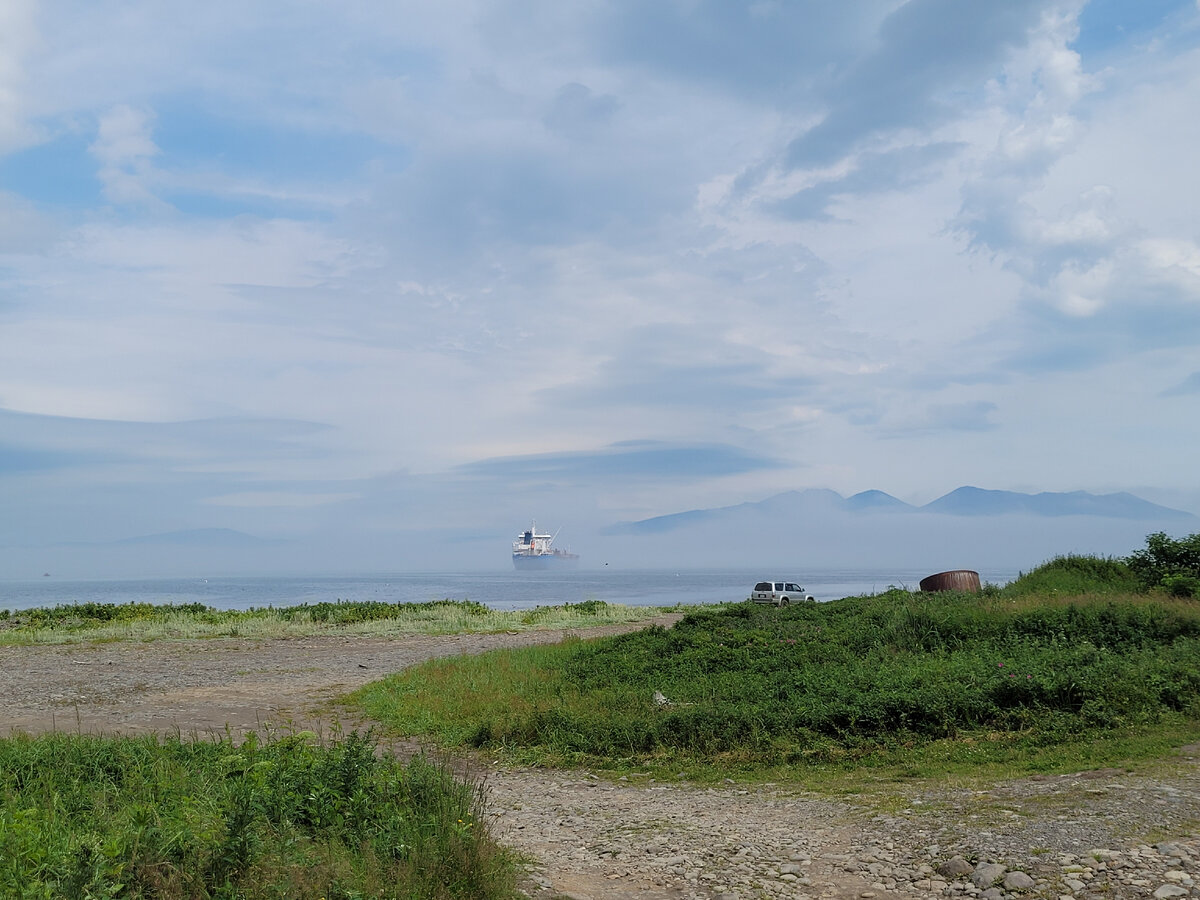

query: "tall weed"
xmin=0 ymin=731 xmax=513 ymax=899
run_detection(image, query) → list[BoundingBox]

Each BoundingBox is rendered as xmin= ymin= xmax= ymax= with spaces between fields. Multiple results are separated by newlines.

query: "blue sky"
xmin=1 ymin=0 xmax=1199 ymax=574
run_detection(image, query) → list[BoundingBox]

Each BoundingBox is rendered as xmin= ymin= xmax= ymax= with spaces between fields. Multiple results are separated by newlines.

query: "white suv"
xmin=749 ymin=581 xmax=815 ymax=606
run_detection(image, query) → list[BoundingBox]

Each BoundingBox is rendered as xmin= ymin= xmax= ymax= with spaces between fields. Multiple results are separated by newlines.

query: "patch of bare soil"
xmin=2 ymin=621 xmax=1199 ymax=900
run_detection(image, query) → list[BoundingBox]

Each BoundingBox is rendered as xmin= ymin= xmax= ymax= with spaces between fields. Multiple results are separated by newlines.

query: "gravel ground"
xmin=1 ymin=621 xmax=1198 ymax=900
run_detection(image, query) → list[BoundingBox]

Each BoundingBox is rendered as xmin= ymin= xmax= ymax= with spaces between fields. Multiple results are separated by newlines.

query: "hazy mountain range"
xmin=611 ymin=486 xmax=1197 ymax=534
xmin=583 ymin=487 xmax=1199 ymax=573
xmin=4 ymin=487 xmax=1196 ymax=579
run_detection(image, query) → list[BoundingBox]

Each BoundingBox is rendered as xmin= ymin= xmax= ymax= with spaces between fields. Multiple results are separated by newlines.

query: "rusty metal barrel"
xmin=919 ymin=569 xmax=981 ymax=593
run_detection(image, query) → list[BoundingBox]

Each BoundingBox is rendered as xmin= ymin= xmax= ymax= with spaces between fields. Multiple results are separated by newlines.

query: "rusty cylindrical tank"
xmin=919 ymin=570 xmax=981 ymax=593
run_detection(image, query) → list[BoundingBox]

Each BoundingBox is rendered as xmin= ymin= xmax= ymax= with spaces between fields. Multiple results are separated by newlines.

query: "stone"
xmin=971 ymin=862 xmax=1007 ymax=889
xmin=939 ymin=856 xmax=975 ymax=878
xmin=1004 ymin=870 xmax=1036 ymax=891
xmin=1152 ymin=886 xmax=1188 ymax=900
xmin=1064 ymin=878 xmax=1086 ymax=891
xmin=981 ymin=889 xmax=1004 ymax=900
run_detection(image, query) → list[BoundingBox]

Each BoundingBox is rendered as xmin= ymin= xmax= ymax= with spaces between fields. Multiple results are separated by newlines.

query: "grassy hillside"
xmin=353 ymin=570 xmax=1200 ymax=777
xmin=1000 ymin=553 xmax=1140 ymax=596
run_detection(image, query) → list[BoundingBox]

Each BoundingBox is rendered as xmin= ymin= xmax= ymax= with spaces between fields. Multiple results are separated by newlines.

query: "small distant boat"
xmin=512 ymin=522 xmax=580 ymax=570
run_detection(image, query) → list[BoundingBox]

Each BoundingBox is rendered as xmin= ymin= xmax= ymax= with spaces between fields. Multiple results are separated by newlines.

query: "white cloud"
xmin=1140 ymin=238 xmax=1200 ymax=281
xmin=89 ymin=104 xmax=163 ymax=206
xmin=0 ymin=0 xmax=37 ymax=152
xmin=1 ymin=1 xmax=1199 ymax=566
xmin=1050 ymin=259 xmax=1112 ymax=316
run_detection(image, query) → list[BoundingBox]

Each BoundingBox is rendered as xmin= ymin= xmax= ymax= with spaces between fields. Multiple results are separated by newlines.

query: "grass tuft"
xmin=0 ymin=599 xmax=680 ymax=645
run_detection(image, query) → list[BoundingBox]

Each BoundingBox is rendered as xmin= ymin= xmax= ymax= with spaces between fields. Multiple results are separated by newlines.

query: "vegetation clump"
xmin=1001 ymin=554 xmax=1139 ymax=597
xmin=1127 ymin=531 xmax=1200 ymax=597
xmin=0 ymin=601 xmax=213 ymax=628
xmin=0 ymin=730 xmax=512 ymax=899
xmin=277 ymin=598 xmax=492 ymax=624
xmin=358 ymin=593 xmax=1200 ymax=768
xmin=0 ymin=598 xmax=673 ymax=645
xmin=355 ymin=540 xmax=1200 ymax=774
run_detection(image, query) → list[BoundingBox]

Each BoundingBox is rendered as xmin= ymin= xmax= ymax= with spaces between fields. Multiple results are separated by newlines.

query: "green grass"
xmin=1001 ymin=554 xmax=1141 ymax=597
xmin=0 ymin=599 xmax=679 ymax=645
xmin=0 ymin=730 xmax=516 ymax=899
xmin=351 ymin=584 xmax=1200 ymax=780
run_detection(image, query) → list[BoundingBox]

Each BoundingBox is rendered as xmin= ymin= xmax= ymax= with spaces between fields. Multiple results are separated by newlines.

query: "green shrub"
xmin=1163 ymin=574 xmax=1200 ymax=598
xmin=6 ymin=601 xmax=217 ymax=630
xmin=1128 ymin=532 xmax=1200 ymax=597
xmin=283 ymin=598 xmax=491 ymax=624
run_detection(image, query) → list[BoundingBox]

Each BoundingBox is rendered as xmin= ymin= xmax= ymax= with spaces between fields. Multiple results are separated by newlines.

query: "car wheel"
xmin=779 ymin=597 xmax=790 ymax=607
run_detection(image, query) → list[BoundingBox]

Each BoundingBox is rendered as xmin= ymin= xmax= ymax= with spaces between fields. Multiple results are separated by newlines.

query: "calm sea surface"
xmin=0 ymin=568 xmax=1017 ymax=613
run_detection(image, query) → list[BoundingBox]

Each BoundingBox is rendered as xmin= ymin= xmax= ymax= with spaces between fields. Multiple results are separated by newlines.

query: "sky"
xmin=1 ymin=0 xmax=1199 ymax=575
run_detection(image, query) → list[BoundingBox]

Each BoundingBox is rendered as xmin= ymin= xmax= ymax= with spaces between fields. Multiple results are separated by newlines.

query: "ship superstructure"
xmin=512 ymin=522 xmax=580 ymax=570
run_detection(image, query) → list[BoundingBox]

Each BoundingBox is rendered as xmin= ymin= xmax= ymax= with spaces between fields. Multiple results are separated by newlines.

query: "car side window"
xmin=774 ymin=583 xmax=783 ymax=591
xmin=786 ymin=583 xmax=799 ymax=592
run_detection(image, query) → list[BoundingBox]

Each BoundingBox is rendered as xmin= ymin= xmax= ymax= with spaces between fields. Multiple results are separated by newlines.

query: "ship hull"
xmin=512 ymin=553 xmax=580 ymax=571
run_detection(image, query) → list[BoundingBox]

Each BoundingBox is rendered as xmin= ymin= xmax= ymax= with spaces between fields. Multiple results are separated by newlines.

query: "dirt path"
xmin=2 ymin=622 xmax=1199 ymax=900
xmin=0 ymin=622 xmax=681 ymax=739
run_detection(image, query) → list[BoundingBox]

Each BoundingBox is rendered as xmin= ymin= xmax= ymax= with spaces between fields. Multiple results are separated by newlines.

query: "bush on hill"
xmin=1127 ymin=531 xmax=1200 ymax=597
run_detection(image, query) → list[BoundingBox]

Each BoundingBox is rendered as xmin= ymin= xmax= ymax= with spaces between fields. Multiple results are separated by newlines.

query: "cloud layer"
xmin=1 ymin=1 xmax=1198 ymax=574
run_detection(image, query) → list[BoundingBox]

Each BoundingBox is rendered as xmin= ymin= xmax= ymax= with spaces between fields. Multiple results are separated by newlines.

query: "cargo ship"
xmin=512 ymin=522 xmax=580 ymax=570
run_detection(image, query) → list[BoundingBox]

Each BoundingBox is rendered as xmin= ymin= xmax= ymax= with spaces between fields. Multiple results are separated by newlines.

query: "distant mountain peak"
xmin=922 ymin=487 xmax=1195 ymax=520
xmin=845 ymin=490 xmax=914 ymax=512
xmin=613 ymin=486 xmax=1195 ymax=535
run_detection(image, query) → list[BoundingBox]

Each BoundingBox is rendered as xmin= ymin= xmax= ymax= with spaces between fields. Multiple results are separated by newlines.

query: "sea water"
xmin=0 ymin=567 xmax=1016 ymax=614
